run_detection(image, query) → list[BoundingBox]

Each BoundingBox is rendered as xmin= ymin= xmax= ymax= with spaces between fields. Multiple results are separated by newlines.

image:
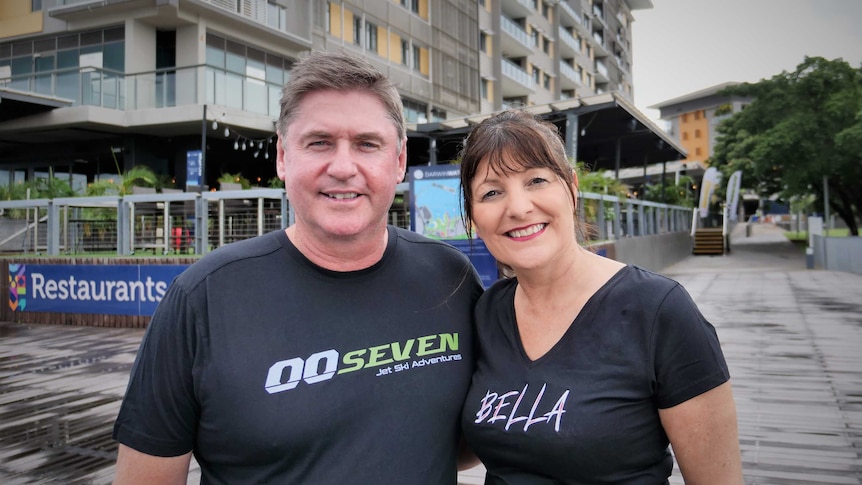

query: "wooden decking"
xmin=2 ymin=226 xmax=861 ymax=484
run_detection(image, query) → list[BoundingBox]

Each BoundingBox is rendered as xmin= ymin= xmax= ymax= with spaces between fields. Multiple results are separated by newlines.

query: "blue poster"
xmin=409 ymin=166 xmax=498 ymax=287
xmin=186 ymin=149 xmax=202 ymax=187
xmin=8 ymin=263 xmax=187 ymax=316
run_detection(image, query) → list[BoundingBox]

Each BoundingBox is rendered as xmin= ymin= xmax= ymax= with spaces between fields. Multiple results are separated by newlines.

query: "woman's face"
xmin=469 ymin=156 xmax=578 ymax=274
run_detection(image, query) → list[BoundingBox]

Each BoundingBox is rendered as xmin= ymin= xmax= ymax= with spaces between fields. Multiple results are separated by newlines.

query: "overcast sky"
xmin=630 ymin=0 xmax=862 ymax=123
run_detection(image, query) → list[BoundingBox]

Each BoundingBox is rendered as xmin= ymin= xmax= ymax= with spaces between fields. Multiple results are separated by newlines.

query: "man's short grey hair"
xmin=276 ymin=50 xmax=406 ymax=151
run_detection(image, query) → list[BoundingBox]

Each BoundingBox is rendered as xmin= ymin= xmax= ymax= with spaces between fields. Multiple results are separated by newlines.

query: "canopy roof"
xmin=406 ymin=92 xmax=686 ymax=175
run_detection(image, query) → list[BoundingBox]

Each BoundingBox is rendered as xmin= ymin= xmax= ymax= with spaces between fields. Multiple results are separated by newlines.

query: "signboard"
xmin=8 ymin=263 xmax=187 ymax=316
xmin=186 ymin=149 xmax=202 ymax=187
xmin=409 ymin=166 xmax=498 ymax=288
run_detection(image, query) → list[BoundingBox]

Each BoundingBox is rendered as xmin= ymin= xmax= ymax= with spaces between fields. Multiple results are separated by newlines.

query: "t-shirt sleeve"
xmin=652 ymin=283 xmax=730 ymax=409
xmin=112 ymin=281 xmax=200 ymax=456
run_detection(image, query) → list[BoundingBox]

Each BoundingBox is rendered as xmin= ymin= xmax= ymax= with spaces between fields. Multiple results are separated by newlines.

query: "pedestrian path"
xmin=1 ymin=223 xmax=860 ymax=484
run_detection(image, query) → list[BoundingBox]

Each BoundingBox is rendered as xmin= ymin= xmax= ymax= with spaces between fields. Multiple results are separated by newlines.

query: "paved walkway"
xmin=2 ymin=223 xmax=861 ymax=484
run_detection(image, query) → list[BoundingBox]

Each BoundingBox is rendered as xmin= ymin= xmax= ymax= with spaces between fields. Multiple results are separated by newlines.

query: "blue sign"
xmin=409 ymin=166 xmax=498 ymax=287
xmin=186 ymin=149 xmax=202 ymax=187
xmin=8 ymin=263 xmax=187 ymax=316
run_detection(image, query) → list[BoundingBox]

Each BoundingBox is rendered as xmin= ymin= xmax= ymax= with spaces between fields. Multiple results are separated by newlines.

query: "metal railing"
xmin=0 ymin=189 xmax=690 ymax=256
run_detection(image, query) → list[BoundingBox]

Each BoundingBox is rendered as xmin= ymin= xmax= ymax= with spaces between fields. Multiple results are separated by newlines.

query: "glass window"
xmin=353 ymin=16 xmax=362 ymax=45
xmin=226 ymin=41 xmax=245 ymax=74
xmin=103 ymin=42 xmax=124 ymax=71
xmin=401 ymin=41 xmax=409 ymax=66
xmin=32 ymin=0 xmax=42 ymax=12
xmin=34 ymin=55 xmax=54 ymax=95
xmin=206 ymin=44 xmax=225 ymax=68
xmin=366 ymin=23 xmax=378 ymax=52
xmin=57 ymin=48 xmax=79 ymax=103
xmin=412 ymin=45 xmax=421 ymax=71
xmin=80 ymin=31 xmax=102 ymax=47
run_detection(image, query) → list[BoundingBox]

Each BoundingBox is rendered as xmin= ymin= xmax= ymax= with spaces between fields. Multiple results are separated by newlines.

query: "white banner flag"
xmin=725 ymin=170 xmax=743 ymax=222
xmin=698 ymin=167 xmax=722 ymax=218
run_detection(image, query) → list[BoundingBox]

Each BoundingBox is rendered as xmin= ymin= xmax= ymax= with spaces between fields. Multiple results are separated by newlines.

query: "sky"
xmin=630 ymin=0 xmax=862 ymax=124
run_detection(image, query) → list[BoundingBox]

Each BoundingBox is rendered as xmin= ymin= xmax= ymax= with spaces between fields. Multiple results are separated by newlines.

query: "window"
xmin=353 ymin=16 xmax=362 ymax=45
xmin=481 ymin=78 xmax=489 ymax=100
xmin=681 ymin=113 xmax=688 ymax=123
xmin=532 ymin=66 xmax=540 ymax=84
xmin=400 ymin=0 xmax=419 ymax=14
xmin=480 ymin=32 xmax=488 ymax=54
xmin=403 ymin=98 xmax=427 ymax=123
xmin=694 ymin=110 xmax=701 ymax=120
xmin=542 ymin=36 xmax=551 ymax=55
xmin=695 ymin=147 xmax=702 ymax=156
xmin=694 ymin=129 xmax=701 ymax=138
xmin=32 ymin=0 xmax=42 ymax=11
xmin=543 ymin=73 xmax=551 ymax=90
xmin=531 ymin=29 xmax=539 ymax=47
xmin=401 ymin=41 xmax=410 ymax=66
xmin=412 ymin=44 xmax=421 ymax=72
xmin=366 ymin=23 xmax=378 ymax=52
xmin=430 ymin=108 xmax=446 ymax=122
xmin=682 ymin=132 xmax=689 ymax=141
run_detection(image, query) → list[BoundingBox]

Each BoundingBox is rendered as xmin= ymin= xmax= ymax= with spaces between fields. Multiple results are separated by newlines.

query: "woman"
xmin=458 ymin=110 xmax=743 ymax=484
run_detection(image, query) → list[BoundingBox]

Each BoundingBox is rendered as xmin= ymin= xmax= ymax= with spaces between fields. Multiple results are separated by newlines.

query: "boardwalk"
xmin=1 ymin=223 xmax=861 ymax=484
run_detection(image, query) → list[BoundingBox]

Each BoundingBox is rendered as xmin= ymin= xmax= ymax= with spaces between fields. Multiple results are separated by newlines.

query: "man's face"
xmin=276 ymin=89 xmax=406 ymax=243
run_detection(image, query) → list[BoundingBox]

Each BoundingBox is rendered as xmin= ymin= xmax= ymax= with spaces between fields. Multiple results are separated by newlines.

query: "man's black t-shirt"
xmin=114 ymin=227 xmax=482 ymax=484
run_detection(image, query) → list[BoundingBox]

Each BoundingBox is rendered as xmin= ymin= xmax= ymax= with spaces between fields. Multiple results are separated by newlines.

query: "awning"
xmin=406 ymin=92 xmax=686 ymax=176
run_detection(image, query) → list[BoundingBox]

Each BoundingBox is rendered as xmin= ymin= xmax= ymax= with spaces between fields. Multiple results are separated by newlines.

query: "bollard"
xmin=746 ymin=224 xmax=752 ymax=237
xmin=806 ymin=247 xmax=814 ymax=269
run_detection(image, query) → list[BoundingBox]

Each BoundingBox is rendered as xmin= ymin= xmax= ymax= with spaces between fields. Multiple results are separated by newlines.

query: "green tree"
xmin=711 ymin=56 xmax=862 ymax=235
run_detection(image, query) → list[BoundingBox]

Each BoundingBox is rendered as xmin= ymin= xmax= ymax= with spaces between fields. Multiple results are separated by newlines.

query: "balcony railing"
xmin=502 ymin=59 xmax=533 ymax=90
xmin=560 ymin=61 xmax=580 ymax=83
xmin=0 ymin=64 xmax=282 ymax=117
xmin=501 ymin=16 xmax=532 ymax=50
xmin=558 ymin=27 xmax=581 ymax=53
xmin=596 ymin=59 xmax=609 ymax=78
xmin=559 ymin=1 xmax=582 ymax=25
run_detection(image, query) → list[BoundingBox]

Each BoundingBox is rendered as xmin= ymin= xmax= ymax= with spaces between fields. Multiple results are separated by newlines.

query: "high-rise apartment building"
xmin=0 ymin=0 xmax=652 ymax=188
xmin=477 ymin=0 xmax=650 ymax=112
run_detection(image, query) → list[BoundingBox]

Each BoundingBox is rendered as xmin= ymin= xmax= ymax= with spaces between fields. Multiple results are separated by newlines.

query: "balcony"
xmin=595 ymin=59 xmax=609 ymax=83
xmin=501 ymin=58 xmax=534 ymax=97
xmin=0 ymin=63 xmax=283 ymax=118
xmin=50 ymin=0 xmax=311 ymax=46
xmin=500 ymin=15 xmax=534 ymax=57
xmin=558 ymin=1 xmax=582 ymax=27
xmin=49 ymin=0 xmax=138 ymax=20
xmin=501 ymin=0 xmax=535 ymax=18
xmin=558 ymin=61 xmax=580 ymax=89
xmin=558 ymin=27 xmax=581 ymax=55
xmin=592 ymin=30 xmax=609 ymax=57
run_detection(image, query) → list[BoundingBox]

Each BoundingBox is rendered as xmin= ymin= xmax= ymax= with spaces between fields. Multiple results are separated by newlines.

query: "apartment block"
xmin=477 ymin=0 xmax=649 ymax=113
xmin=649 ymin=82 xmax=752 ymax=163
xmin=0 ymin=0 xmax=651 ymax=189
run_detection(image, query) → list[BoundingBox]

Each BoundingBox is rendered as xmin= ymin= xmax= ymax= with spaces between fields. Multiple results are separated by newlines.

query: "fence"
xmin=0 ymin=189 xmax=287 ymax=256
xmin=0 ymin=188 xmax=691 ymax=257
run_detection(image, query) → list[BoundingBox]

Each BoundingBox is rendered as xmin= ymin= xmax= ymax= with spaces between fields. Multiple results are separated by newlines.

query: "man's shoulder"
xmin=175 ymin=231 xmax=286 ymax=290
xmin=392 ymin=226 xmax=467 ymax=257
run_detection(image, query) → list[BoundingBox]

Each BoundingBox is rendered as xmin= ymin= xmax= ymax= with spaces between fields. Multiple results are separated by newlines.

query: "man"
xmin=113 ymin=50 xmax=482 ymax=483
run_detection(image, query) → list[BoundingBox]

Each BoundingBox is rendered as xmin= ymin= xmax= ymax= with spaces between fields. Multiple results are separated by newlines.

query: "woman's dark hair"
xmin=458 ymin=110 xmax=591 ymax=276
